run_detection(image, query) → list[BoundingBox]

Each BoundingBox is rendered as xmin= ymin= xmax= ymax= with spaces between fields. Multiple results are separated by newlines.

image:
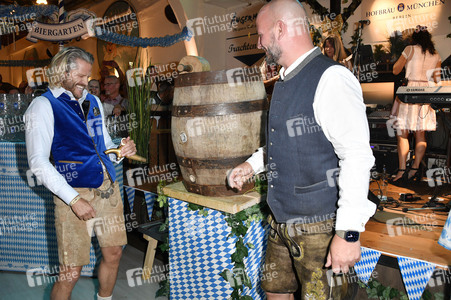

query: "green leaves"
xmin=362 ymin=278 xmax=440 ymax=300
xmin=187 ymin=203 xmax=208 ymax=216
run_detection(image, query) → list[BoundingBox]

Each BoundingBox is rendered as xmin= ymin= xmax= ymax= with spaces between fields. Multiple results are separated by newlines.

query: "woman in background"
xmin=321 ymin=35 xmax=352 ymax=69
xmin=390 ymin=25 xmax=441 ymax=184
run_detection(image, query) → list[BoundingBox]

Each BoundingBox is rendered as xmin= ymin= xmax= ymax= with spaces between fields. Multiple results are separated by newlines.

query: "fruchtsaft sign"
xmin=27 ymin=18 xmax=94 ymax=43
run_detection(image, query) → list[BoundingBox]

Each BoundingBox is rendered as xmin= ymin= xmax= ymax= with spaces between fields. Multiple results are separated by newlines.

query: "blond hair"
xmin=46 ymin=47 xmax=94 ymax=88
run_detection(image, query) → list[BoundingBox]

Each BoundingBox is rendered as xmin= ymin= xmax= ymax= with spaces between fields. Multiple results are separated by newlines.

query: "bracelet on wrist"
xmin=69 ymin=195 xmax=81 ymax=207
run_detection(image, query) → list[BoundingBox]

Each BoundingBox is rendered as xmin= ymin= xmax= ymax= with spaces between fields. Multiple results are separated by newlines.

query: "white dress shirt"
xmin=25 ymin=87 xmax=119 ymax=205
xmin=247 ymin=47 xmax=376 ymax=232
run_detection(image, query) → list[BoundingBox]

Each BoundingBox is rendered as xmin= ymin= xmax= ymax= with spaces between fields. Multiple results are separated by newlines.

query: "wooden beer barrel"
xmin=172 ymin=69 xmax=267 ymax=196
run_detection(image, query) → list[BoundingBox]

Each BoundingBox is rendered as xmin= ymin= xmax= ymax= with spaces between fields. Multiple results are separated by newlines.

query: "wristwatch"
xmin=336 ymin=230 xmax=360 ymax=242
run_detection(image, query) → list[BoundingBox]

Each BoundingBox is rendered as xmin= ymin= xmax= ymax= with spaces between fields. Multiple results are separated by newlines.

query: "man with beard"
xmin=25 ymin=47 xmax=136 ymax=300
xmin=228 ymin=1 xmax=375 ymax=299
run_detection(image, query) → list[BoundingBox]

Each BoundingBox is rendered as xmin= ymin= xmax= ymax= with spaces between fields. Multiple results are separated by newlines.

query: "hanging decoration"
xmin=0 ymin=5 xmax=58 ymax=19
xmin=26 ymin=18 xmax=94 ymax=42
xmin=95 ymin=26 xmax=192 ymax=48
xmin=353 ymin=247 xmax=381 ymax=285
xmin=0 ymin=58 xmax=51 ymax=67
xmin=397 ymin=257 xmax=436 ymax=300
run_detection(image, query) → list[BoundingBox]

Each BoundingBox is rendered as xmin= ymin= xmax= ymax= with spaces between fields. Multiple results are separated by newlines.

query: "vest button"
xmin=270 ymin=142 xmax=273 ymax=146
xmin=270 ymin=184 xmax=274 ymax=188
xmin=269 ymin=156 xmax=273 ymax=160
xmin=97 ymin=162 xmax=100 ymax=164
xmin=271 ymin=128 xmax=275 ymax=132
xmin=100 ymin=171 xmax=102 ymax=174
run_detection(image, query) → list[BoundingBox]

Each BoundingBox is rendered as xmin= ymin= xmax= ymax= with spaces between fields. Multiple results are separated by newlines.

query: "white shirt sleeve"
xmin=245 ymin=146 xmax=266 ymax=174
xmin=24 ymin=96 xmax=79 ymax=205
xmin=313 ymin=66 xmax=376 ymax=232
xmin=93 ymin=95 xmax=122 ymax=163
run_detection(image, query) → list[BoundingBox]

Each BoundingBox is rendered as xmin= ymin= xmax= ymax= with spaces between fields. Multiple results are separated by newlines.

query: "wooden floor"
xmin=0 ymin=245 xmax=168 ymax=300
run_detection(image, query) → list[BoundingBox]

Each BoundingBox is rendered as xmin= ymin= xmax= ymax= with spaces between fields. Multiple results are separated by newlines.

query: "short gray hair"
xmin=46 ymin=47 xmax=94 ymax=88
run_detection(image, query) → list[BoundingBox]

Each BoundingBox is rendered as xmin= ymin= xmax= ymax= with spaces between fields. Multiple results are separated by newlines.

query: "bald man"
xmin=228 ymin=1 xmax=376 ymax=299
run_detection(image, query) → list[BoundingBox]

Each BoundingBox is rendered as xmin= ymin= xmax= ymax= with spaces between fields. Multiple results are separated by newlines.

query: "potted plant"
xmin=126 ymin=56 xmax=159 ymax=165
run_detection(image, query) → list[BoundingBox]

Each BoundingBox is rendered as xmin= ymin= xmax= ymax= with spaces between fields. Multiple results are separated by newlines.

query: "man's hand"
xmin=325 ymin=235 xmax=361 ymax=274
xmin=227 ymin=162 xmax=254 ymax=191
xmin=120 ymin=137 xmax=137 ymax=158
xmin=71 ymin=198 xmax=96 ymax=221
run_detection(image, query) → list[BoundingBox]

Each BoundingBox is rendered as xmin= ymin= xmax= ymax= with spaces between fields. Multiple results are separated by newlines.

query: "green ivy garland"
xmin=358 ymin=279 xmax=444 ymax=300
xmin=155 ymin=177 xmax=268 ymax=299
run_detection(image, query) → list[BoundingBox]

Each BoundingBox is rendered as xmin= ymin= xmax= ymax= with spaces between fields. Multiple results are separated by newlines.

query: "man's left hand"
xmin=325 ymin=235 xmax=361 ymax=274
xmin=120 ymin=137 xmax=137 ymax=158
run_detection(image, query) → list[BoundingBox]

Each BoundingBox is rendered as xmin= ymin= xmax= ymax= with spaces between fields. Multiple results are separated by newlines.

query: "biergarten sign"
xmin=26 ymin=18 xmax=94 ymax=42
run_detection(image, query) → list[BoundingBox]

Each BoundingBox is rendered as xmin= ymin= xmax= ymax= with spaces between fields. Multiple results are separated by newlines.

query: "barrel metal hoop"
xmin=176 ymin=155 xmax=251 ymax=169
xmin=182 ymin=181 xmax=255 ymax=197
xmin=175 ymin=69 xmax=262 ymax=87
xmin=172 ymin=99 xmax=268 ymax=117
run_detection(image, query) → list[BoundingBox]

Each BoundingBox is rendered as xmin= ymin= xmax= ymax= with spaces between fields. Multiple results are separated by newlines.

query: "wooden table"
xmin=162 ymin=181 xmax=268 ymax=300
xmin=363 ymin=181 xmax=451 ymax=268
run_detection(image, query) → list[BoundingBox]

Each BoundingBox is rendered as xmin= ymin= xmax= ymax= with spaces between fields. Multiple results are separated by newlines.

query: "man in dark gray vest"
xmin=228 ymin=0 xmax=376 ymax=299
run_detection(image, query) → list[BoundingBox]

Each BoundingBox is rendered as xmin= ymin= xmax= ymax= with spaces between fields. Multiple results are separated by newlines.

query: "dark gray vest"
xmin=266 ymin=48 xmax=342 ymax=223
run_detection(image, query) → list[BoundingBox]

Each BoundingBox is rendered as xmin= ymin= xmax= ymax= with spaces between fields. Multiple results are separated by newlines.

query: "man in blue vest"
xmin=25 ymin=47 xmax=136 ymax=300
xmin=228 ymin=1 xmax=376 ymax=299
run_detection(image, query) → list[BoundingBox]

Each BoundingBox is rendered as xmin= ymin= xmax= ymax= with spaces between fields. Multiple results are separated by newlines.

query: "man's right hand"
xmin=227 ymin=162 xmax=254 ymax=191
xmin=71 ymin=198 xmax=96 ymax=221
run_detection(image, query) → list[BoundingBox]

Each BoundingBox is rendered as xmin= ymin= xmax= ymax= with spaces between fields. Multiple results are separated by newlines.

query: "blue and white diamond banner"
xmin=168 ymin=197 xmax=269 ymax=299
xmin=354 ymin=247 xmax=381 ymax=284
xmin=144 ymin=191 xmax=156 ymax=218
xmin=398 ymin=256 xmax=436 ymax=300
xmin=124 ymin=186 xmax=136 ymax=213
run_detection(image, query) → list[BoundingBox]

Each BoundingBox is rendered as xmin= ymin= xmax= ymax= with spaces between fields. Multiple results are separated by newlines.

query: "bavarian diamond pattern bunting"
xmin=354 ymin=247 xmax=381 ymax=284
xmin=398 ymin=256 xmax=436 ymax=300
xmin=124 ymin=185 xmax=135 ymax=213
xmin=168 ymin=197 xmax=269 ymax=299
xmin=144 ymin=191 xmax=156 ymax=219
